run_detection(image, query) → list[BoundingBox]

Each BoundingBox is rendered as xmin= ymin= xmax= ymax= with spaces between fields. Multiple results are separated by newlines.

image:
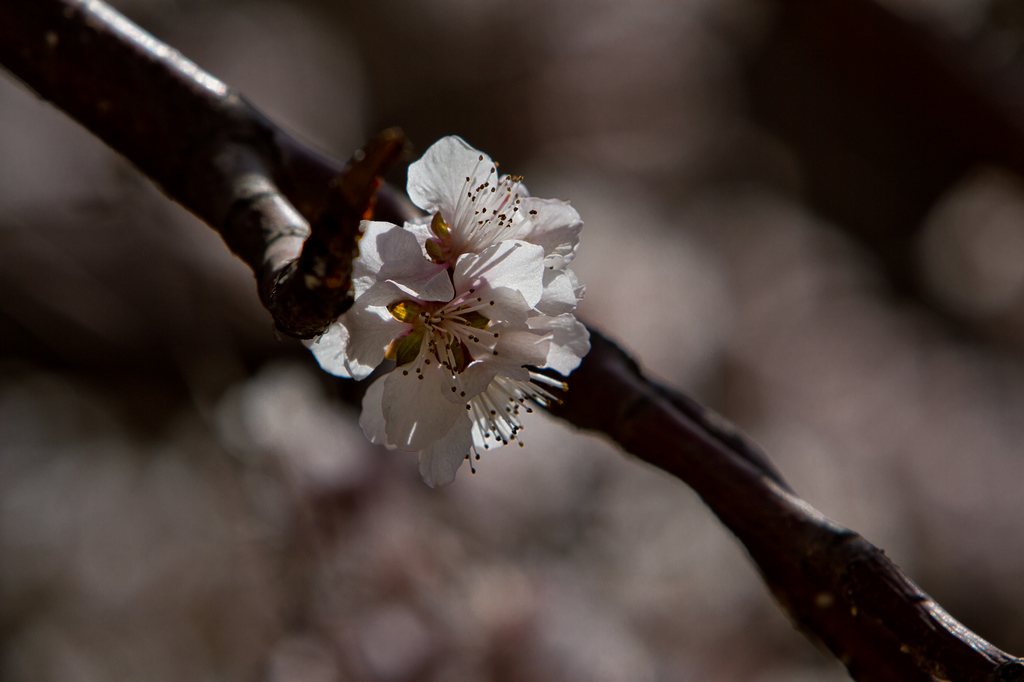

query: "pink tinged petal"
xmin=382 ymin=362 xmax=465 ymax=450
xmin=536 ymin=268 xmax=582 ymax=316
xmin=454 ymin=240 xmax=546 ymax=308
xmin=417 ymin=414 xmax=473 ymax=487
xmin=359 ymin=376 xmax=389 ymax=445
xmin=512 ymin=197 xmax=582 ymax=268
xmin=528 ymin=314 xmax=591 ymax=375
xmin=407 ymin=135 xmax=492 ymax=217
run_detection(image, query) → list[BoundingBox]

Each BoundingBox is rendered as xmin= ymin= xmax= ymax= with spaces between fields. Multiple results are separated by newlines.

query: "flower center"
xmin=429 ymin=155 xmax=533 ymax=261
xmin=385 ymin=287 xmax=500 ymax=375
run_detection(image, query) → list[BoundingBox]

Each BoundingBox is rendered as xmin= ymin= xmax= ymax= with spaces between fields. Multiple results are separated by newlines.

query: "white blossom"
xmin=307 ymin=138 xmax=589 ymax=487
xmin=407 ymin=135 xmax=583 ymax=269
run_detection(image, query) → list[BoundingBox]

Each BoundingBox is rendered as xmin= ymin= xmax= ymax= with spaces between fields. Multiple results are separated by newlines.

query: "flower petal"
xmin=306 ymin=297 xmax=406 ymax=380
xmin=381 ymin=261 xmax=453 ymax=302
xmin=528 ymin=314 xmax=591 ymax=375
xmin=457 ymin=327 xmax=549 ymax=397
xmin=491 ymin=327 xmax=551 ymax=369
xmin=454 ymin=240 xmax=546 ymax=309
xmin=343 ymin=304 xmax=409 ymax=377
xmin=357 ymin=222 xmax=453 ymax=302
xmin=463 ymin=285 xmax=532 ymax=330
xmin=353 ymin=221 xmax=404 ymax=296
xmin=382 ymin=361 xmax=465 ymax=450
xmin=407 ymin=135 xmax=493 ymax=217
xmin=306 ymin=279 xmax=411 ymax=379
xmin=536 ymin=267 xmax=582 ymax=316
xmin=359 ymin=375 xmax=389 ymax=445
xmin=417 ymin=415 xmax=473 ymax=487
xmin=304 ymin=320 xmax=356 ymax=377
xmin=510 ymin=197 xmax=582 ymax=269
xmin=402 ymin=220 xmax=434 ymax=251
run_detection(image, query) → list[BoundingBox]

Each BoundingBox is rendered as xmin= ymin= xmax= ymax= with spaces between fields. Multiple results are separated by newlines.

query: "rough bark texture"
xmin=2 ymin=0 xmax=1023 ymax=680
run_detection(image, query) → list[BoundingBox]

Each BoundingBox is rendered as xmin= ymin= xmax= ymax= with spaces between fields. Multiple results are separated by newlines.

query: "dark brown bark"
xmin=2 ymin=0 xmax=1023 ymax=679
xmin=549 ymin=332 xmax=1024 ymax=682
xmin=0 ymin=0 xmax=409 ymax=338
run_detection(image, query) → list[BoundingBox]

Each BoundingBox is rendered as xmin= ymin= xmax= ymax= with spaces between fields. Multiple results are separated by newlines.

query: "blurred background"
xmin=4 ymin=0 xmax=1024 ymax=679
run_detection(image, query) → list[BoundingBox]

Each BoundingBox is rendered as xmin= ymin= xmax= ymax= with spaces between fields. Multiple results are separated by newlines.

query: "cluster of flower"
xmin=307 ymin=136 xmax=589 ymax=486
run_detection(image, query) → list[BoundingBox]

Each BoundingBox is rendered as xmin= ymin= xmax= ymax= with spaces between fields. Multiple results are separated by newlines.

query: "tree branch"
xmin=0 ymin=0 xmax=409 ymax=338
xmin=549 ymin=332 xmax=1024 ymax=682
xmin=2 ymin=0 xmax=1023 ymax=680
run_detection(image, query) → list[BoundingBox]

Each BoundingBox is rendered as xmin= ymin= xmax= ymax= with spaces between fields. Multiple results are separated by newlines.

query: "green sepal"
xmin=386 ymin=329 xmax=424 ymax=366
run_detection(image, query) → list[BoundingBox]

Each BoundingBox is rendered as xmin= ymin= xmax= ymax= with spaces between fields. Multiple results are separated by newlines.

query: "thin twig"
xmin=2 ymin=1 xmax=1022 ymax=680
